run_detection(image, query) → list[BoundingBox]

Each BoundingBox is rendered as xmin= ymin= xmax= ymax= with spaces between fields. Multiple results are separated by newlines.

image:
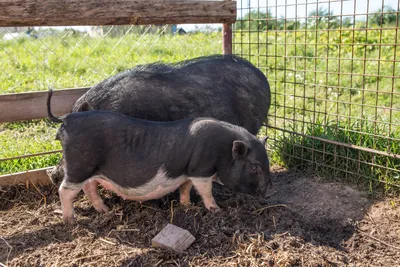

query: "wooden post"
xmin=222 ymin=23 xmax=232 ymax=55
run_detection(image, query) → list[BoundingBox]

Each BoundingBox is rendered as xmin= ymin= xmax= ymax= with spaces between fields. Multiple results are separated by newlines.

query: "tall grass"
xmin=234 ymin=27 xmax=400 ymax=192
xmin=0 ymin=120 xmax=61 ymax=174
xmin=0 ymin=32 xmax=222 ymax=93
xmin=270 ymin=120 xmax=400 ymax=192
xmin=234 ymin=29 xmax=400 ymax=126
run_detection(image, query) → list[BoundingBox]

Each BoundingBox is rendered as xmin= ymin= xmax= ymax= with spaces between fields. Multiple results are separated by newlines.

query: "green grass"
xmin=234 ymin=28 xmax=400 ymax=126
xmin=0 ymin=120 xmax=61 ymax=174
xmin=0 ymin=32 xmax=221 ymax=93
xmin=232 ymin=27 xmax=400 ymax=192
xmin=0 ymin=29 xmax=399 ymax=192
xmin=268 ymin=120 xmax=400 ymax=193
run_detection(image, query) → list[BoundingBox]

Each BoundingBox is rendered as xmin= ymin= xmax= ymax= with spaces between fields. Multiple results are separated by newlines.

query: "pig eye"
xmin=249 ymin=164 xmax=258 ymax=172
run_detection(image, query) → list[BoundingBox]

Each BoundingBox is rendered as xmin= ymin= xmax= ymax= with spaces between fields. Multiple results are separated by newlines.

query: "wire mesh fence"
xmin=233 ymin=0 xmax=400 ymax=191
xmin=0 ymin=24 xmax=222 ymax=175
xmin=0 ymin=25 xmax=222 ymax=94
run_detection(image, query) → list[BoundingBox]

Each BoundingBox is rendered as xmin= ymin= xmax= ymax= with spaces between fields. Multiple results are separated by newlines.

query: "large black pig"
xmin=73 ymin=54 xmax=271 ymax=135
xmin=48 ymin=55 xmax=271 ymax=184
xmin=47 ymin=90 xmax=272 ymax=224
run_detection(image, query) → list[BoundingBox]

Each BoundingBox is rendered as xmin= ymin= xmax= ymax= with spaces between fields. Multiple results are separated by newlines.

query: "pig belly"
xmin=90 ymin=171 xmax=188 ymax=202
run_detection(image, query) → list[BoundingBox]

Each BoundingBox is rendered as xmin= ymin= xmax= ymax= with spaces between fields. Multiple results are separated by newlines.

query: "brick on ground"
xmin=151 ymin=223 xmax=195 ymax=252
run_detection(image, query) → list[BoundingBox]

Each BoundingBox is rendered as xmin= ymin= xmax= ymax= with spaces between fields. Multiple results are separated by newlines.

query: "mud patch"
xmin=1 ymin=167 xmax=399 ymax=266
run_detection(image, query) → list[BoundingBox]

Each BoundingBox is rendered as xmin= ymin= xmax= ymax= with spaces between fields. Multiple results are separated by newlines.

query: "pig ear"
xmin=232 ymin=141 xmax=248 ymax=159
xmin=259 ymin=136 xmax=269 ymax=146
xmin=79 ymin=101 xmax=93 ymax=111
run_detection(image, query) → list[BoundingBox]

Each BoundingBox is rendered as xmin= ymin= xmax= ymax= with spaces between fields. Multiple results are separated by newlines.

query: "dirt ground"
xmin=1 ymin=166 xmax=399 ymax=267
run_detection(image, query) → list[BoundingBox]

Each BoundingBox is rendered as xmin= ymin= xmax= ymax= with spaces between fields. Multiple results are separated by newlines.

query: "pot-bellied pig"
xmin=73 ymin=54 xmax=271 ymax=135
xmin=47 ymin=90 xmax=272 ymax=224
xmin=48 ymin=55 xmax=271 ymax=183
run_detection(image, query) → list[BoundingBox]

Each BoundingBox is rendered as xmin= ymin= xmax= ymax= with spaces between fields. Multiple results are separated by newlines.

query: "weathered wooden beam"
xmin=0 ymin=88 xmax=89 ymax=123
xmin=0 ymin=167 xmax=53 ymax=186
xmin=0 ymin=0 xmax=237 ymax=27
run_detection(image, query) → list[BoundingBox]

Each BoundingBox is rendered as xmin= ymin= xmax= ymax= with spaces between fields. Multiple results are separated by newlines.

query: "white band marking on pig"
xmin=62 ymin=166 xmax=189 ymax=202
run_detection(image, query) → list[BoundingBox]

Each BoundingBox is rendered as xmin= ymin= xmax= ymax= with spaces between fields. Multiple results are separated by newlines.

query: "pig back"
xmin=72 ymin=55 xmax=271 ymax=135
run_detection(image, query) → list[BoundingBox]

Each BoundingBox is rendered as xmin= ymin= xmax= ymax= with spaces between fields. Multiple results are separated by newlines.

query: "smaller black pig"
xmin=47 ymin=90 xmax=271 ymax=224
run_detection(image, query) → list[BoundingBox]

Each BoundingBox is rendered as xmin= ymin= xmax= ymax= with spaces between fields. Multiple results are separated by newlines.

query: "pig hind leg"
xmin=179 ymin=180 xmax=193 ymax=206
xmin=59 ymin=182 xmax=81 ymax=224
xmin=59 ymin=160 xmax=98 ymax=224
xmin=190 ymin=176 xmax=220 ymax=212
xmin=82 ymin=180 xmax=110 ymax=213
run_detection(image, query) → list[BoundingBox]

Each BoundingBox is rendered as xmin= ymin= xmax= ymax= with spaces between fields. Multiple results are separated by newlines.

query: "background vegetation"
xmin=234 ymin=6 xmax=400 ymax=192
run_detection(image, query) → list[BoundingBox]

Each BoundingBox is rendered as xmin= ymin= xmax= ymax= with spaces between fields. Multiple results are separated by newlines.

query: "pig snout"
xmin=256 ymin=175 xmax=273 ymax=197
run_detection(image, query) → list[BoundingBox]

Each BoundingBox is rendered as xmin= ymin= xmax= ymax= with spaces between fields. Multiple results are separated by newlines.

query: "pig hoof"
xmin=206 ymin=205 xmax=221 ymax=213
xmin=63 ymin=216 xmax=76 ymax=225
xmin=94 ymin=203 xmax=110 ymax=213
xmin=179 ymin=199 xmax=192 ymax=206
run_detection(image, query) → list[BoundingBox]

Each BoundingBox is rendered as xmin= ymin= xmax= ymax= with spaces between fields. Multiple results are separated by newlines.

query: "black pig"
xmin=47 ymin=90 xmax=271 ymax=224
xmin=73 ymin=55 xmax=271 ymax=135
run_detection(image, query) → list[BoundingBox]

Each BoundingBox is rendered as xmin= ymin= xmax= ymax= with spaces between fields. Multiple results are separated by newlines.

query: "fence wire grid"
xmin=0 ymin=25 xmax=221 ymax=94
xmin=233 ymin=0 xmax=400 ymax=191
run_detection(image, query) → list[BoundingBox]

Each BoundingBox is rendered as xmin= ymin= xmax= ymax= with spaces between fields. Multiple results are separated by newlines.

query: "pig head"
xmin=188 ymin=120 xmax=272 ymax=197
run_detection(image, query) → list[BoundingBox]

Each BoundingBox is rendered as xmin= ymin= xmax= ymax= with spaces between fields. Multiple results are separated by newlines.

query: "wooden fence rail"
xmin=0 ymin=88 xmax=89 ymax=123
xmin=0 ymin=0 xmax=236 ymax=26
xmin=0 ymin=167 xmax=53 ymax=187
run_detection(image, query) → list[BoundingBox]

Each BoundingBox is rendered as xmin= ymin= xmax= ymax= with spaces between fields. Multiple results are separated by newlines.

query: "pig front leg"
xmin=179 ymin=180 xmax=193 ymax=206
xmin=190 ymin=176 xmax=221 ymax=212
xmin=59 ymin=182 xmax=81 ymax=225
xmin=82 ymin=180 xmax=110 ymax=213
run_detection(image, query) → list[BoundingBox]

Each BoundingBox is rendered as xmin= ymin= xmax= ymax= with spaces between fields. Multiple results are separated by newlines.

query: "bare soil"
xmin=1 ymin=167 xmax=399 ymax=267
